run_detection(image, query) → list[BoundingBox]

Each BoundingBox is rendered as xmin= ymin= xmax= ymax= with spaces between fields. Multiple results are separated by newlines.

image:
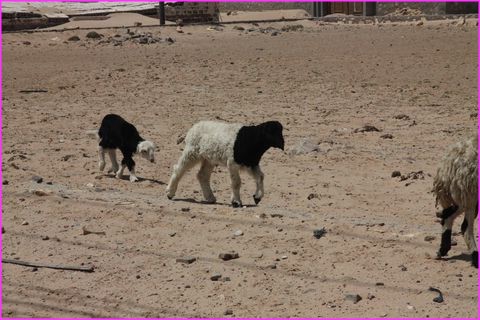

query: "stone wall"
xmin=376 ymin=2 xmax=446 ymax=15
xmin=219 ymin=2 xmax=313 ymax=14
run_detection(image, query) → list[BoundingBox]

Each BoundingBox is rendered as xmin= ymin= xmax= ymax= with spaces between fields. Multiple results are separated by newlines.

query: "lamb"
xmin=94 ymin=114 xmax=155 ymax=182
xmin=433 ymin=134 xmax=478 ymax=268
xmin=166 ymin=120 xmax=284 ymax=207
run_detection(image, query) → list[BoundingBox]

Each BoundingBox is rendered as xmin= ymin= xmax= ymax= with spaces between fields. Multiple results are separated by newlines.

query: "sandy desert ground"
xmin=1 ymin=16 xmax=478 ymax=318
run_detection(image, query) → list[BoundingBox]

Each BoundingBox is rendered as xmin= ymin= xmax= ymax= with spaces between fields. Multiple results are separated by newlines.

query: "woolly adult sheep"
xmin=166 ymin=120 xmax=284 ymax=207
xmin=433 ymin=134 xmax=478 ymax=268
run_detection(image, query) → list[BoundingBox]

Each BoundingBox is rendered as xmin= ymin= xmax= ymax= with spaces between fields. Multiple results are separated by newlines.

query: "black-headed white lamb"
xmin=433 ymin=134 xmax=478 ymax=268
xmin=166 ymin=120 xmax=284 ymax=207
xmin=95 ymin=114 xmax=155 ymax=182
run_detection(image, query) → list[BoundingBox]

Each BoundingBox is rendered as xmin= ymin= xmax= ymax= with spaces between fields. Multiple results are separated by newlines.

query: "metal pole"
xmin=158 ymin=2 xmax=165 ymax=25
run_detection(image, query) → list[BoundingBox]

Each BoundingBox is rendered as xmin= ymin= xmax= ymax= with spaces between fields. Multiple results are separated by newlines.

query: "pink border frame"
xmin=0 ymin=0 xmax=478 ymax=319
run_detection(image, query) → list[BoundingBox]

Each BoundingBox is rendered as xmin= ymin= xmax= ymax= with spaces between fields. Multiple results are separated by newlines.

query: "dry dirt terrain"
xmin=2 ymin=18 xmax=478 ymax=318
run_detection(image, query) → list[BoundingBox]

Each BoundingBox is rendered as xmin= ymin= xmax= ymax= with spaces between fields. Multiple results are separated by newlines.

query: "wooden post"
xmin=158 ymin=2 xmax=165 ymax=25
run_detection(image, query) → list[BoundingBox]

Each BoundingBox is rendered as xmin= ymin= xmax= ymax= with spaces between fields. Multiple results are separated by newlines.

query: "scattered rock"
xmin=210 ymin=273 xmax=222 ymax=281
xmin=424 ymin=235 xmax=436 ymax=242
xmin=81 ymin=226 xmax=105 ymax=236
xmin=219 ymin=252 xmax=239 ymax=261
xmin=375 ymin=282 xmax=384 ymax=286
xmin=380 ymin=133 xmax=393 ymax=139
xmin=233 ymin=230 xmax=243 ymax=237
xmin=21 ymin=221 xmax=29 ymax=226
xmin=3 ymin=180 xmax=9 ymax=185
xmin=68 ymin=36 xmax=80 ymax=42
xmin=270 ymin=213 xmax=284 ymax=218
xmin=271 ymin=31 xmax=279 ymax=36
xmin=281 ymin=255 xmax=288 ymax=260
xmin=176 ymin=256 xmax=196 ymax=264
xmin=281 ymin=24 xmax=304 ymax=32
xmin=354 ymin=125 xmax=381 ymax=133
xmin=307 ymin=193 xmax=319 ymax=200
xmin=33 ymin=190 xmax=51 ymax=196
xmin=429 ymin=287 xmax=444 ymax=303
xmin=32 ymin=175 xmax=43 ymax=183
xmin=41 ymin=236 xmax=49 ymax=240
xmin=233 ymin=25 xmax=245 ymax=31
xmin=394 ymin=114 xmax=410 ymax=120
xmin=62 ymin=154 xmax=74 ymax=161
xmin=168 ymin=232 xmax=176 ymax=237
xmin=266 ymin=263 xmax=277 ymax=269
xmin=345 ymin=294 xmax=362 ymax=304
xmin=391 ymin=171 xmax=401 ymax=178
xmin=31 ymin=267 xmax=38 ymax=272
xmin=224 ymin=309 xmax=233 ymax=315
xmin=86 ymin=31 xmax=102 ymax=39
xmin=176 ymin=136 xmax=185 ymax=144
xmin=407 ymin=304 xmax=415 ymax=310
xmin=23 ymin=41 xmax=31 ymax=45
xmin=134 ymin=21 xmax=142 ymax=27
xmin=313 ymin=228 xmax=327 ymax=239
xmin=367 ymin=293 xmax=375 ymax=300
xmin=2 ymin=227 xmax=4 ymax=234
xmin=290 ymin=138 xmax=320 ymax=155
xmin=181 ymin=208 xmax=190 ymax=212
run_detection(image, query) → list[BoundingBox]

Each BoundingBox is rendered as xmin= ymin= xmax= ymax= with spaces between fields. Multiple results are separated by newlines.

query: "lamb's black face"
xmin=260 ymin=121 xmax=284 ymax=150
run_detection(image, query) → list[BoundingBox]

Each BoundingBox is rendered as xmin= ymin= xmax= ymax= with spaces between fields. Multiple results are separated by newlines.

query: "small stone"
xmin=307 ymin=193 xmax=318 ymax=200
xmin=400 ymin=265 xmax=407 ymax=271
xmin=2 ymin=227 xmax=5 ymax=233
xmin=233 ymin=25 xmax=245 ymax=31
xmin=222 ymin=276 xmax=231 ymax=281
xmin=407 ymin=305 xmax=415 ymax=310
xmin=23 ymin=41 xmax=31 ymax=45
xmin=21 ymin=221 xmax=29 ymax=226
xmin=168 ymin=232 xmax=176 ymax=237
xmin=391 ymin=171 xmax=401 ymax=178
xmin=3 ymin=180 xmax=8 ymax=185
xmin=424 ymin=235 xmax=436 ymax=242
xmin=270 ymin=213 xmax=283 ymax=218
xmin=375 ymin=282 xmax=384 ymax=286
xmin=210 ymin=273 xmax=222 ymax=281
xmin=345 ymin=294 xmax=362 ymax=304
xmin=181 ymin=208 xmax=190 ymax=212
xmin=41 ymin=236 xmax=49 ymax=240
xmin=267 ymin=264 xmax=277 ymax=269
xmin=367 ymin=293 xmax=375 ymax=300
xmin=233 ymin=230 xmax=243 ymax=237
xmin=33 ymin=190 xmax=50 ymax=196
xmin=86 ymin=183 xmax=94 ymax=188
xmin=281 ymin=255 xmax=288 ymax=260
xmin=31 ymin=267 xmax=38 ymax=272
xmin=136 ymin=275 xmax=141 ymax=279
xmin=224 ymin=309 xmax=233 ymax=315
xmin=354 ymin=125 xmax=380 ymax=133
xmin=219 ymin=252 xmax=239 ymax=261
xmin=380 ymin=134 xmax=393 ymax=139
xmin=176 ymin=256 xmax=196 ymax=264
xmin=313 ymin=228 xmax=327 ymax=239
xmin=86 ymin=31 xmax=102 ymax=39
xmin=68 ymin=35 xmax=80 ymax=41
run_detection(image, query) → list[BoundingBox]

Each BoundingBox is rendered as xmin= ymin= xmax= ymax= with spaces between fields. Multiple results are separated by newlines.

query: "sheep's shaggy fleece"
xmin=433 ymin=135 xmax=478 ymax=211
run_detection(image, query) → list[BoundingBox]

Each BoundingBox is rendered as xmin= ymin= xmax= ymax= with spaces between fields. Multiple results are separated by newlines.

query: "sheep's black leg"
xmin=437 ymin=204 xmax=458 ymax=225
xmin=437 ymin=209 xmax=460 ymax=257
xmin=438 ymin=229 xmax=452 ymax=257
xmin=461 ymin=218 xmax=468 ymax=235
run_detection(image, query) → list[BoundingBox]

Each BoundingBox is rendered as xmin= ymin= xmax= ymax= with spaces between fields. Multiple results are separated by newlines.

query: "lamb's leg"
xmin=98 ymin=146 xmax=106 ymax=171
xmin=107 ymin=149 xmax=119 ymax=174
xmin=437 ymin=209 xmax=461 ymax=258
xmin=462 ymin=208 xmax=478 ymax=268
xmin=248 ymin=165 xmax=264 ymax=205
xmin=166 ymin=149 xmax=198 ymax=199
xmin=227 ymin=161 xmax=242 ymax=208
xmin=197 ymin=160 xmax=216 ymax=203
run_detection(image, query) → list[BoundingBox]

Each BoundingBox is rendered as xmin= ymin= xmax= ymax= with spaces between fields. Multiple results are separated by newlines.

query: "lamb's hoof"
xmin=129 ymin=176 xmax=139 ymax=182
xmin=253 ymin=195 xmax=261 ymax=205
xmin=472 ymin=251 xmax=478 ymax=268
xmin=115 ymin=174 xmax=122 ymax=179
xmin=231 ymin=200 xmax=242 ymax=208
xmin=205 ymin=197 xmax=217 ymax=204
xmin=108 ymin=167 xmax=119 ymax=174
xmin=437 ymin=247 xmax=450 ymax=258
xmin=99 ymin=162 xmax=106 ymax=171
xmin=167 ymin=194 xmax=173 ymax=200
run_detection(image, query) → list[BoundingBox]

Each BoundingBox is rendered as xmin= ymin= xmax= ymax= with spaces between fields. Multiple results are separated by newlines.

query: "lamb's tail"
xmin=86 ymin=130 xmax=100 ymax=141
